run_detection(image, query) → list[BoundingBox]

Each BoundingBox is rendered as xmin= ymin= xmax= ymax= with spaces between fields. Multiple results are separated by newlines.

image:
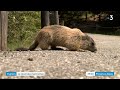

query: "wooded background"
xmin=0 ymin=11 xmax=120 ymax=51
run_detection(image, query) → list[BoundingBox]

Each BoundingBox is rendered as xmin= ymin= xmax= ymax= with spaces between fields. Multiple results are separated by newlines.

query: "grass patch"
xmin=8 ymin=31 xmax=38 ymax=50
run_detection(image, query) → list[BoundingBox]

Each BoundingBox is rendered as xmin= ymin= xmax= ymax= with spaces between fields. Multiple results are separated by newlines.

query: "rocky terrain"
xmin=0 ymin=33 xmax=120 ymax=79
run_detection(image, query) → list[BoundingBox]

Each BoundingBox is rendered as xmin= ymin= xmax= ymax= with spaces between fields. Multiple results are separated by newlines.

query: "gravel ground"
xmin=0 ymin=33 xmax=120 ymax=79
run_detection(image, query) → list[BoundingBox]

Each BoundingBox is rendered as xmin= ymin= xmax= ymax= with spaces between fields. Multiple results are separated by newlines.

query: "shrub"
xmin=8 ymin=11 xmax=41 ymax=50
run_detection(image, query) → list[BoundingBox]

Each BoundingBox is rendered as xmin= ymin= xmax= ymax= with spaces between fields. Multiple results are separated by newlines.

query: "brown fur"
xmin=15 ymin=25 xmax=97 ymax=52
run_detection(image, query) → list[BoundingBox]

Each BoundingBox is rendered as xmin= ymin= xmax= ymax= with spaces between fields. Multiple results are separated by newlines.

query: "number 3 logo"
xmin=110 ymin=15 xmax=113 ymax=20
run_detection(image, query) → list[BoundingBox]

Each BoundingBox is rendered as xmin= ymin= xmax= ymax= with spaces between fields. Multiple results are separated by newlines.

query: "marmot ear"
xmin=82 ymin=34 xmax=90 ymax=40
xmin=82 ymin=35 xmax=87 ymax=40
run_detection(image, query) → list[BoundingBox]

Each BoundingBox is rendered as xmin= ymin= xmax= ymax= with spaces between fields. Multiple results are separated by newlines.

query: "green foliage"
xmin=59 ymin=11 xmax=93 ymax=26
xmin=8 ymin=11 xmax=41 ymax=50
xmin=59 ymin=11 xmax=120 ymax=35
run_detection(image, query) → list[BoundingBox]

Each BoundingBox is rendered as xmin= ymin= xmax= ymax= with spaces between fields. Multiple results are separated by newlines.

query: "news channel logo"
xmin=106 ymin=15 xmax=113 ymax=20
xmin=86 ymin=72 xmax=114 ymax=76
xmin=6 ymin=72 xmax=45 ymax=76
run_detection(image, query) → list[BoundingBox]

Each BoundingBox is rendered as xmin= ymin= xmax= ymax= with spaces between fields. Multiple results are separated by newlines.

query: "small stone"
xmin=114 ymin=56 xmax=118 ymax=58
xmin=77 ymin=61 xmax=80 ymax=63
xmin=27 ymin=58 xmax=33 ymax=61
xmin=79 ymin=77 xmax=84 ymax=79
xmin=42 ymin=55 xmax=45 ymax=57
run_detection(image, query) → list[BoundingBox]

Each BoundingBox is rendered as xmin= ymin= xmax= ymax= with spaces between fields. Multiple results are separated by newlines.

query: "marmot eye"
xmin=91 ymin=42 xmax=94 ymax=46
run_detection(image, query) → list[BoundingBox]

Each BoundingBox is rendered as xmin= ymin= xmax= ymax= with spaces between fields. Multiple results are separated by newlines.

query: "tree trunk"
xmin=99 ymin=14 xmax=101 ymax=22
xmin=41 ymin=11 xmax=50 ymax=28
xmin=85 ymin=11 xmax=87 ymax=21
xmin=61 ymin=20 xmax=64 ymax=25
xmin=50 ymin=11 xmax=59 ymax=25
xmin=55 ymin=11 xmax=59 ymax=25
xmin=0 ymin=11 xmax=8 ymax=51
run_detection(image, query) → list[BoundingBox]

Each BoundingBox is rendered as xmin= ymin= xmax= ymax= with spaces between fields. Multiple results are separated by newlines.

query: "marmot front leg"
xmin=51 ymin=46 xmax=57 ymax=50
xmin=78 ymin=49 xmax=87 ymax=52
xmin=51 ymin=46 xmax=64 ymax=50
xmin=39 ymin=41 xmax=50 ymax=50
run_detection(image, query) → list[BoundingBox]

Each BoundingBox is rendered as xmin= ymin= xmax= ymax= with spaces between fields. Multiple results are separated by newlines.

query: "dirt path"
xmin=0 ymin=33 xmax=120 ymax=79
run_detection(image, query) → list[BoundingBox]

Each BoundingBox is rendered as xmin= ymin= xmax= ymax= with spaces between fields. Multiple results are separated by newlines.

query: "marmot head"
xmin=81 ymin=34 xmax=97 ymax=52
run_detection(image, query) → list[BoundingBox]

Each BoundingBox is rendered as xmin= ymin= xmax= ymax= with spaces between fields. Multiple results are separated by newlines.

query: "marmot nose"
xmin=91 ymin=48 xmax=97 ymax=53
xmin=93 ymin=48 xmax=97 ymax=53
xmin=95 ymin=48 xmax=97 ymax=51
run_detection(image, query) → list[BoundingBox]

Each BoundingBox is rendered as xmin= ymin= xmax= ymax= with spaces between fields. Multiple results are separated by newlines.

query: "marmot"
xmin=15 ymin=25 xmax=97 ymax=52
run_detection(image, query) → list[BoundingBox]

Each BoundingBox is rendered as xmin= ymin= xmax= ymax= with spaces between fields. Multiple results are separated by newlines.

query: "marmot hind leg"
xmin=39 ymin=41 xmax=50 ymax=50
